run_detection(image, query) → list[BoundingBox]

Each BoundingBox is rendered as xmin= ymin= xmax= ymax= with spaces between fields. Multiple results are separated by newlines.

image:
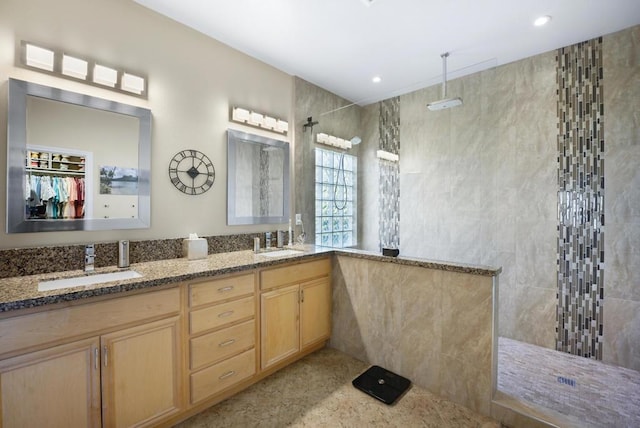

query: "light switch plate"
xmin=295 ymin=213 xmax=302 ymax=225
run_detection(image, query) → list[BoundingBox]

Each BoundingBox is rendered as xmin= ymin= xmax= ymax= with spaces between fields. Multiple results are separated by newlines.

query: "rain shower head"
xmin=427 ymin=97 xmax=463 ymax=111
xmin=350 ymin=136 xmax=362 ymax=146
xmin=427 ymin=52 xmax=463 ymax=111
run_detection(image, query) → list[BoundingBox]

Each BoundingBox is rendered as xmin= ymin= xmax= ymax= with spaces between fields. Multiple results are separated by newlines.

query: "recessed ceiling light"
xmin=534 ymin=15 xmax=552 ymax=26
xmin=372 ymin=76 xmax=382 ymax=83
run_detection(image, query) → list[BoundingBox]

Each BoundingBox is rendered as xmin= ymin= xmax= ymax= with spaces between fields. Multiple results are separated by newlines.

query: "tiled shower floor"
xmin=178 ymin=347 xmax=499 ymax=427
xmin=498 ymin=337 xmax=640 ymax=427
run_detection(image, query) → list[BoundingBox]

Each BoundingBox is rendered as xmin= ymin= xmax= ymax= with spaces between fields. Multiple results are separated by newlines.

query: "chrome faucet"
xmin=84 ymin=244 xmax=95 ymax=272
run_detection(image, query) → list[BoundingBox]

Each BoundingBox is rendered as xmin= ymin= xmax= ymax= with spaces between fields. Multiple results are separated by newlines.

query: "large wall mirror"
xmin=227 ymin=129 xmax=289 ymax=225
xmin=6 ymin=78 xmax=151 ymax=233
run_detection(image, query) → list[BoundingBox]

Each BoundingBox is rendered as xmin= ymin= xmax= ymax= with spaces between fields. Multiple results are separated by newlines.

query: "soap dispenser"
xmin=118 ymin=240 xmax=130 ymax=268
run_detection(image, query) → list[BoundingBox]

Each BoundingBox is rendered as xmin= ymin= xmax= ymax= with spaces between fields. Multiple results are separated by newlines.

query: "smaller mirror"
xmin=227 ymin=129 xmax=289 ymax=225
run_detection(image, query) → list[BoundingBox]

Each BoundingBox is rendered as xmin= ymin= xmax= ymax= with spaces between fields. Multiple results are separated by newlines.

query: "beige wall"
xmin=0 ymin=0 xmax=293 ymax=249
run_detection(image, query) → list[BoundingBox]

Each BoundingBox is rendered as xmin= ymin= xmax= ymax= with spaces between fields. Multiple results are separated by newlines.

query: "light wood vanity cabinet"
xmin=260 ymin=258 xmax=332 ymax=370
xmin=0 ymin=255 xmax=332 ymax=427
xmin=0 ymin=337 xmax=101 ymax=427
xmin=187 ymin=273 xmax=257 ymax=405
xmin=0 ymin=287 xmax=182 ymax=428
xmin=100 ymin=316 xmax=181 ymax=427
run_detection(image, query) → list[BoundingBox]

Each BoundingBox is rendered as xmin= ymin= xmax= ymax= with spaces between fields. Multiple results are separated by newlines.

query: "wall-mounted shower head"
xmin=302 ymin=116 xmax=319 ymax=132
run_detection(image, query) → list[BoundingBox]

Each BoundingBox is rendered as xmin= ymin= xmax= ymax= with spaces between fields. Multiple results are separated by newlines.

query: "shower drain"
xmin=557 ymin=376 xmax=577 ymax=387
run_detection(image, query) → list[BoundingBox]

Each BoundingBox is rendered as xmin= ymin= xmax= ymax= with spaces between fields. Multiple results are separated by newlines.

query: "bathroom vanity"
xmin=0 ymin=246 xmax=501 ymax=426
xmin=0 ymin=250 xmax=332 ymax=428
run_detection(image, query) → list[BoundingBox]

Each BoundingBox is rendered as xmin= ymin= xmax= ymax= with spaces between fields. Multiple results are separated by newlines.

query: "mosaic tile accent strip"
xmin=379 ymin=97 xmax=400 ymax=154
xmin=378 ymin=97 xmax=400 ymax=250
xmin=556 ymin=37 xmax=605 ymax=360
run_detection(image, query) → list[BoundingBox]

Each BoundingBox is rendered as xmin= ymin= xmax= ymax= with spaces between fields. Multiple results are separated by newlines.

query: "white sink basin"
xmin=38 ymin=270 xmax=142 ymax=292
xmin=258 ymin=249 xmax=304 ymax=258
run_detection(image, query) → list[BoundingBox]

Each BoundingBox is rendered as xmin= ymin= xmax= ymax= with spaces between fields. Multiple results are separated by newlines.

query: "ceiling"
xmin=134 ymin=0 xmax=640 ymax=106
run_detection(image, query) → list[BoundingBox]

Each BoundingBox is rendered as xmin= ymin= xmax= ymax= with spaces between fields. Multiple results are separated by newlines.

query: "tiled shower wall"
xmin=292 ymin=77 xmax=362 ymax=244
xmin=378 ymin=97 xmax=400 ymax=250
xmin=556 ymin=38 xmax=605 ymax=359
xmin=396 ymin=26 xmax=639 ymax=370
xmin=601 ymin=26 xmax=640 ymax=371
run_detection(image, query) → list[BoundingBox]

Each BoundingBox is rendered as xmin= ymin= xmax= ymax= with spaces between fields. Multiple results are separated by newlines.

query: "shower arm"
xmin=440 ymin=52 xmax=449 ymax=99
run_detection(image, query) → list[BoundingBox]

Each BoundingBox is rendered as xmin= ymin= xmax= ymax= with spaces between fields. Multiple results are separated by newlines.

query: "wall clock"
xmin=168 ymin=149 xmax=215 ymax=195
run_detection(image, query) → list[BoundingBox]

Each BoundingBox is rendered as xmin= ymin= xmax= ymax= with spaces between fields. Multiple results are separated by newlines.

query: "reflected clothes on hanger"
xmin=25 ymin=175 xmax=85 ymax=219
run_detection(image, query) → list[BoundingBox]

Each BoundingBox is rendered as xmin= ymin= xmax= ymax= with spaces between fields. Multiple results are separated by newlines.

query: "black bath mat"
xmin=352 ymin=365 xmax=411 ymax=405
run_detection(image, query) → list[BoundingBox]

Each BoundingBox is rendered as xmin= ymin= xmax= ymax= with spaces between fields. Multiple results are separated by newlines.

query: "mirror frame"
xmin=227 ymin=129 xmax=290 ymax=225
xmin=6 ymin=78 xmax=152 ymax=233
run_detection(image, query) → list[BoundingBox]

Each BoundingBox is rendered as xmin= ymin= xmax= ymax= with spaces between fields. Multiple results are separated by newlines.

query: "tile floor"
xmin=498 ymin=337 xmax=640 ymax=428
xmin=177 ymin=347 xmax=500 ymax=427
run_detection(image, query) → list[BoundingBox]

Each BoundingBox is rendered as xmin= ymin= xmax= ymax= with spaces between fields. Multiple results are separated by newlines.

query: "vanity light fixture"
xmin=276 ymin=120 xmax=289 ymax=133
xmin=230 ymin=106 xmax=289 ymax=135
xmin=93 ymin=64 xmax=118 ymax=87
xmin=232 ymin=107 xmax=251 ymax=122
xmin=19 ymin=41 xmax=148 ymax=98
xmin=249 ymin=111 xmax=264 ymax=126
xmin=121 ymin=72 xmax=145 ymax=94
xmin=62 ymin=55 xmax=88 ymax=79
xmin=376 ymin=150 xmax=399 ymax=162
xmin=263 ymin=115 xmax=277 ymax=130
xmin=317 ymin=133 xmax=352 ymax=150
xmin=25 ymin=44 xmax=54 ymax=71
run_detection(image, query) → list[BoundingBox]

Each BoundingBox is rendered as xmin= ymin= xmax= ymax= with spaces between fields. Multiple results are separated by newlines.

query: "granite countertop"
xmin=0 ymin=246 xmax=331 ymax=313
xmin=0 ymin=245 xmax=501 ymax=313
xmin=333 ymin=248 xmax=502 ymax=277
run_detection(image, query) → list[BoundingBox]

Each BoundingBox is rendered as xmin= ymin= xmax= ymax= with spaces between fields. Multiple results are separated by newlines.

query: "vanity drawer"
xmin=260 ymin=257 xmax=331 ymax=290
xmin=189 ymin=273 xmax=255 ymax=308
xmin=190 ymin=349 xmax=255 ymax=404
xmin=0 ymin=287 xmax=180 ymax=357
xmin=190 ymin=319 xmax=255 ymax=370
xmin=189 ymin=296 xmax=255 ymax=335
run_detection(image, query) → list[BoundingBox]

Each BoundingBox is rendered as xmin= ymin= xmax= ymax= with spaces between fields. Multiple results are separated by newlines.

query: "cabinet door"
xmin=0 ymin=337 xmax=101 ymax=428
xmin=101 ymin=316 xmax=182 ymax=428
xmin=300 ymin=277 xmax=332 ymax=349
xmin=260 ymin=284 xmax=300 ymax=369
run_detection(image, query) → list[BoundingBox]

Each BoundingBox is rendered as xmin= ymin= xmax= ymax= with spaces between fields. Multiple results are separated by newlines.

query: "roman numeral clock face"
xmin=168 ymin=150 xmax=215 ymax=195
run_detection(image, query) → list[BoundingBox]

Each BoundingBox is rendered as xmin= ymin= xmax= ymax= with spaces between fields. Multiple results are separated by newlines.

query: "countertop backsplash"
xmin=0 ymin=233 xmax=266 ymax=279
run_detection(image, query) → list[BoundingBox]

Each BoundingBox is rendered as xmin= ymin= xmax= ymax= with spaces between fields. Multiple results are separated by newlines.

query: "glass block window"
xmin=314 ymin=148 xmax=357 ymax=248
